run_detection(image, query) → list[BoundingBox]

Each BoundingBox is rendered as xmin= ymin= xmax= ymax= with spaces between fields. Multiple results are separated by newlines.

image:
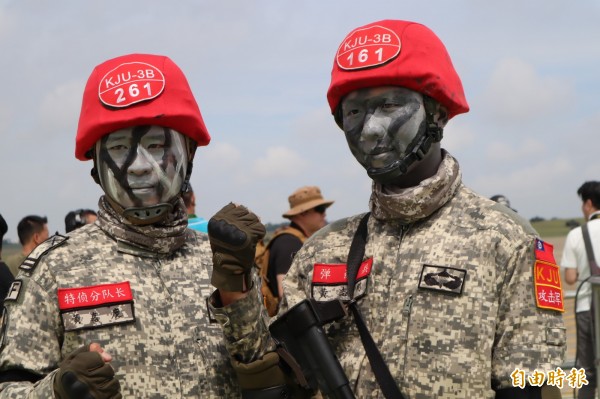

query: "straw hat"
xmin=282 ymin=186 xmax=334 ymax=218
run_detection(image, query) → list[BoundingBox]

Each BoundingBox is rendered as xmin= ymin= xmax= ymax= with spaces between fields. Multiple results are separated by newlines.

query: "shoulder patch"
xmin=4 ymin=280 xmax=23 ymax=303
xmin=533 ymin=239 xmax=564 ymax=312
xmin=19 ymin=234 xmax=69 ymax=274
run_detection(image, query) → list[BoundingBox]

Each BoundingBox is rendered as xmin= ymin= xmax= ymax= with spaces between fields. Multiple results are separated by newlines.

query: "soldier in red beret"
xmin=0 ymin=54 xmax=283 ymax=398
xmin=273 ymin=20 xmax=565 ymax=398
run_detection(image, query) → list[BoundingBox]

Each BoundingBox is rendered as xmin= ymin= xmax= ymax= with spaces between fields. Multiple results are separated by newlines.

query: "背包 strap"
xmin=345 ymin=212 xmax=406 ymax=399
xmin=582 ymin=223 xmax=600 ymax=275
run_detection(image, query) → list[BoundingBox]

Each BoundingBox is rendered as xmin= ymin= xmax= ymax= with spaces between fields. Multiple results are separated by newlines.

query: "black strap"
xmin=345 ymin=213 xmax=406 ymax=399
xmin=582 ymin=223 xmax=600 ymax=275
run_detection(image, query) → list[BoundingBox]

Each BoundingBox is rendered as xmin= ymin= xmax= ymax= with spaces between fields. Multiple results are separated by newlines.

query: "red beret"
xmin=327 ymin=20 xmax=469 ymax=119
xmin=75 ymin=53 xmax=210 ymax=160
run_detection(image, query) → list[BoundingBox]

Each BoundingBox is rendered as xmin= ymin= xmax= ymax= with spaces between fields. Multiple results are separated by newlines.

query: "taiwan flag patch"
xmin=533 ymin=239 xmax=564 ymax=312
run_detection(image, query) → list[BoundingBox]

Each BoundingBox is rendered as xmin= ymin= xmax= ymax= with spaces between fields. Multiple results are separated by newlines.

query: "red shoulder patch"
xmin=533 ymin=239 xmax=564 ymax=312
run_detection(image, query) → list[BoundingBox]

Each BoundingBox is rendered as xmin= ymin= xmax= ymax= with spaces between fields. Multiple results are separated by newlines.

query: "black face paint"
xmin=340 ymin=87 xmax=447 ymax=184
xmin=96 ymin=125 xmax=189 ymax=212
xmin=99 ymin=125 xmax=153 ymax=207
xmin=386 ymin=99 xmax=423 ymax=144
xmin=342 ymin=89 xmax=424 ymax=172
xmin=156 ymin=127 xmax=172 ymax=201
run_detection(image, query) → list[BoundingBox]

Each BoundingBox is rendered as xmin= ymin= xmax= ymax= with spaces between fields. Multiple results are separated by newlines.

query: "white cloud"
xmin=253 ymin=146 xmax=308 ymax=178
xmin=482 ymin=58 xmax=574 ymax=122
xmin=485 ymin=137 xmax=546 ymax=162
xmin=37 ymin=80 xmax=85 ymax=136
xmin=470 ymin=156 xmax=575 ymax=217
xmin=442 ymin=120 xmax=477 ymax=153
xmin=199 ymin=141 xmax=241 ymax=169
xmin=290 ymin=106 xmax=340 ymax=140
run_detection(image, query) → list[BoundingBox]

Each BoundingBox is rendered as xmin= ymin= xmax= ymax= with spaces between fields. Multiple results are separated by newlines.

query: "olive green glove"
xmin=54 ymin=344 xmax=121 ymax=399
xmin=208 ymin=203 xmax=266 ymax=292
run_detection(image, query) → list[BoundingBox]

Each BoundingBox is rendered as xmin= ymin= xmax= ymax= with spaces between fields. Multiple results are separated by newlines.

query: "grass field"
xmin=1 ymin=242 xmax=20 ymax=259
xmin=531 ymin=217 xmax=584 ymax=238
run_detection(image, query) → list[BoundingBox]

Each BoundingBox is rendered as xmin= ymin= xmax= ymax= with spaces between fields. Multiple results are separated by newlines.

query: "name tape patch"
xmin=62 ymin=302 xmax=135 ymax=332
xmin=336 ymin=25 xmax=401 ymax=71
xmin=311 ymin=258 xmax=373 ymax=302
xmin=418 ymin=265 xmax=467 ymax=296
xmin=534 ymin=239 xmax=564 ymax=312
xmin=58 ymin=282 xmax=135 ymax=331
xmin=99 ymin=62 xmax=165 ymax=108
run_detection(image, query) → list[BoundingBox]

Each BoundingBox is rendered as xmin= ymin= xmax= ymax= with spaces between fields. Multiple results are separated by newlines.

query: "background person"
xmin=5 ymin=215 xmax=49 ymax=277
xmin=0 ymin=213 xmax=15 ymax=306
xmin=64 ymin=209 xmax=98 ymax=233
xmin=490 ymin=194 xmax=517 ymax=212
xmin=561 ymin=181 xmax=600 ymax=399
xmin=259 ymin=186 xmax=333 ymax=315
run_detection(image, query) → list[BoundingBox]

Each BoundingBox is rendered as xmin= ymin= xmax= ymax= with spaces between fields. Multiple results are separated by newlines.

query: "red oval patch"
xmin=98 ymin=62 xmax=165 ymax=108
xmin=336 ymin=25 xmax=401 ymax=71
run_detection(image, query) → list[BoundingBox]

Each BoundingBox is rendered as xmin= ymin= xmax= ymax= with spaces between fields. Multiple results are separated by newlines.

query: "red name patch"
xmin=58 ymin=281 xmax=133 ymax=311
xmin=533 ymin=240 xmax=564 ymax=312
xmin=98 ymin=62 xmax=165 ymax=108
xmin=336 ymin=25 xmax=401 ymax=71
xmin=312 ymin=258 xmax=373 ymax=284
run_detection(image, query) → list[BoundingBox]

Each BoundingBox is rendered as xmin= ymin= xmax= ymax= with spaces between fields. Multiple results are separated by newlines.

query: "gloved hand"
xmin=208 ymin=203 xmax=266 ymax=292
xmin=54 ymin=343 xmax=121 ymax=399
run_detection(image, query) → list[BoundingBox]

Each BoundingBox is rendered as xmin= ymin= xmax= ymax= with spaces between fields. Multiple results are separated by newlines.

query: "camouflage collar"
xmin=96 ymin=196 xmax=189 ymax=255
xmin=369 ymin=150 xmax=462 ymax=223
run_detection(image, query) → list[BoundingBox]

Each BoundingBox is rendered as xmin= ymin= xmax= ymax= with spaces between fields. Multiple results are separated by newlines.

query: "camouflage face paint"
xmin=96 ymin=126 xmax=188 ymax=208
xmin=341 ymin=86 xmax=427 ymax=175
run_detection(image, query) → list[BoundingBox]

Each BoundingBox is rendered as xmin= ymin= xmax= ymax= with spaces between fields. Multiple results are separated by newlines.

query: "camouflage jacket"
xmin=0 ymin=222 xmax=270 ymax=398
xmin=282 ymin=153 xmax=566 ymax=398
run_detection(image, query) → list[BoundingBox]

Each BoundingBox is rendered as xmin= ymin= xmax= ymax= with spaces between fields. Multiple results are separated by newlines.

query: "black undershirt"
xmin=266 ymin=224 xmax=305 ymax=297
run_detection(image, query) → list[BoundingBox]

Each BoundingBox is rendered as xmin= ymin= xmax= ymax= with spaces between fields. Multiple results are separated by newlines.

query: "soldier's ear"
xmin=333 ymin=105 xmax=344 ymax=129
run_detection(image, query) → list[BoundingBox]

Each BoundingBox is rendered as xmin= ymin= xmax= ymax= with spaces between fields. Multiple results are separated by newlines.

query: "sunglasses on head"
xmin=313 ymin=205 xmax=328 ymax=214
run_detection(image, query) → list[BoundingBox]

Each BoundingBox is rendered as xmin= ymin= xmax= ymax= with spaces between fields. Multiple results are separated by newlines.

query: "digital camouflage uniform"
xmin=0 ymin=200 xmax=271 ymax=398
xmin=282 ymin=152 xmax=566 ymax=399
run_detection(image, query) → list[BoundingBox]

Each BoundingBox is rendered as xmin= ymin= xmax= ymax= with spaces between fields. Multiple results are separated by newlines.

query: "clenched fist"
xmin=208 ymin=203 xmax=266 ymax=292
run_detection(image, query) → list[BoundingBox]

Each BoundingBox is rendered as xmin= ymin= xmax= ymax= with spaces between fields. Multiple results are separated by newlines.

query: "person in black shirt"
xmin=0 ymin=213 xmax=15 ymax=306
xmin=266 ymin=186 xmax=334 ymax=299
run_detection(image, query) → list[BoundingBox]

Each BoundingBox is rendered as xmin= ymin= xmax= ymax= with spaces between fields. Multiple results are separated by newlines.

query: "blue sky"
xmin=1 ymin=1 xmax=599 ymax=241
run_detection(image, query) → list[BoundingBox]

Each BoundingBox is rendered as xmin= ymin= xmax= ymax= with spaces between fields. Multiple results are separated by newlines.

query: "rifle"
xmin=269 ymin=298 xmax=355 ymax=399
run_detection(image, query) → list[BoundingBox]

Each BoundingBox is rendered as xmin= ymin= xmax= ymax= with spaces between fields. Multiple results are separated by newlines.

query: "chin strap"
xmin=180 ymin=159 xmax=194 ymax=195
xmin=103 ymin=195 xmax=174 ymax=226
